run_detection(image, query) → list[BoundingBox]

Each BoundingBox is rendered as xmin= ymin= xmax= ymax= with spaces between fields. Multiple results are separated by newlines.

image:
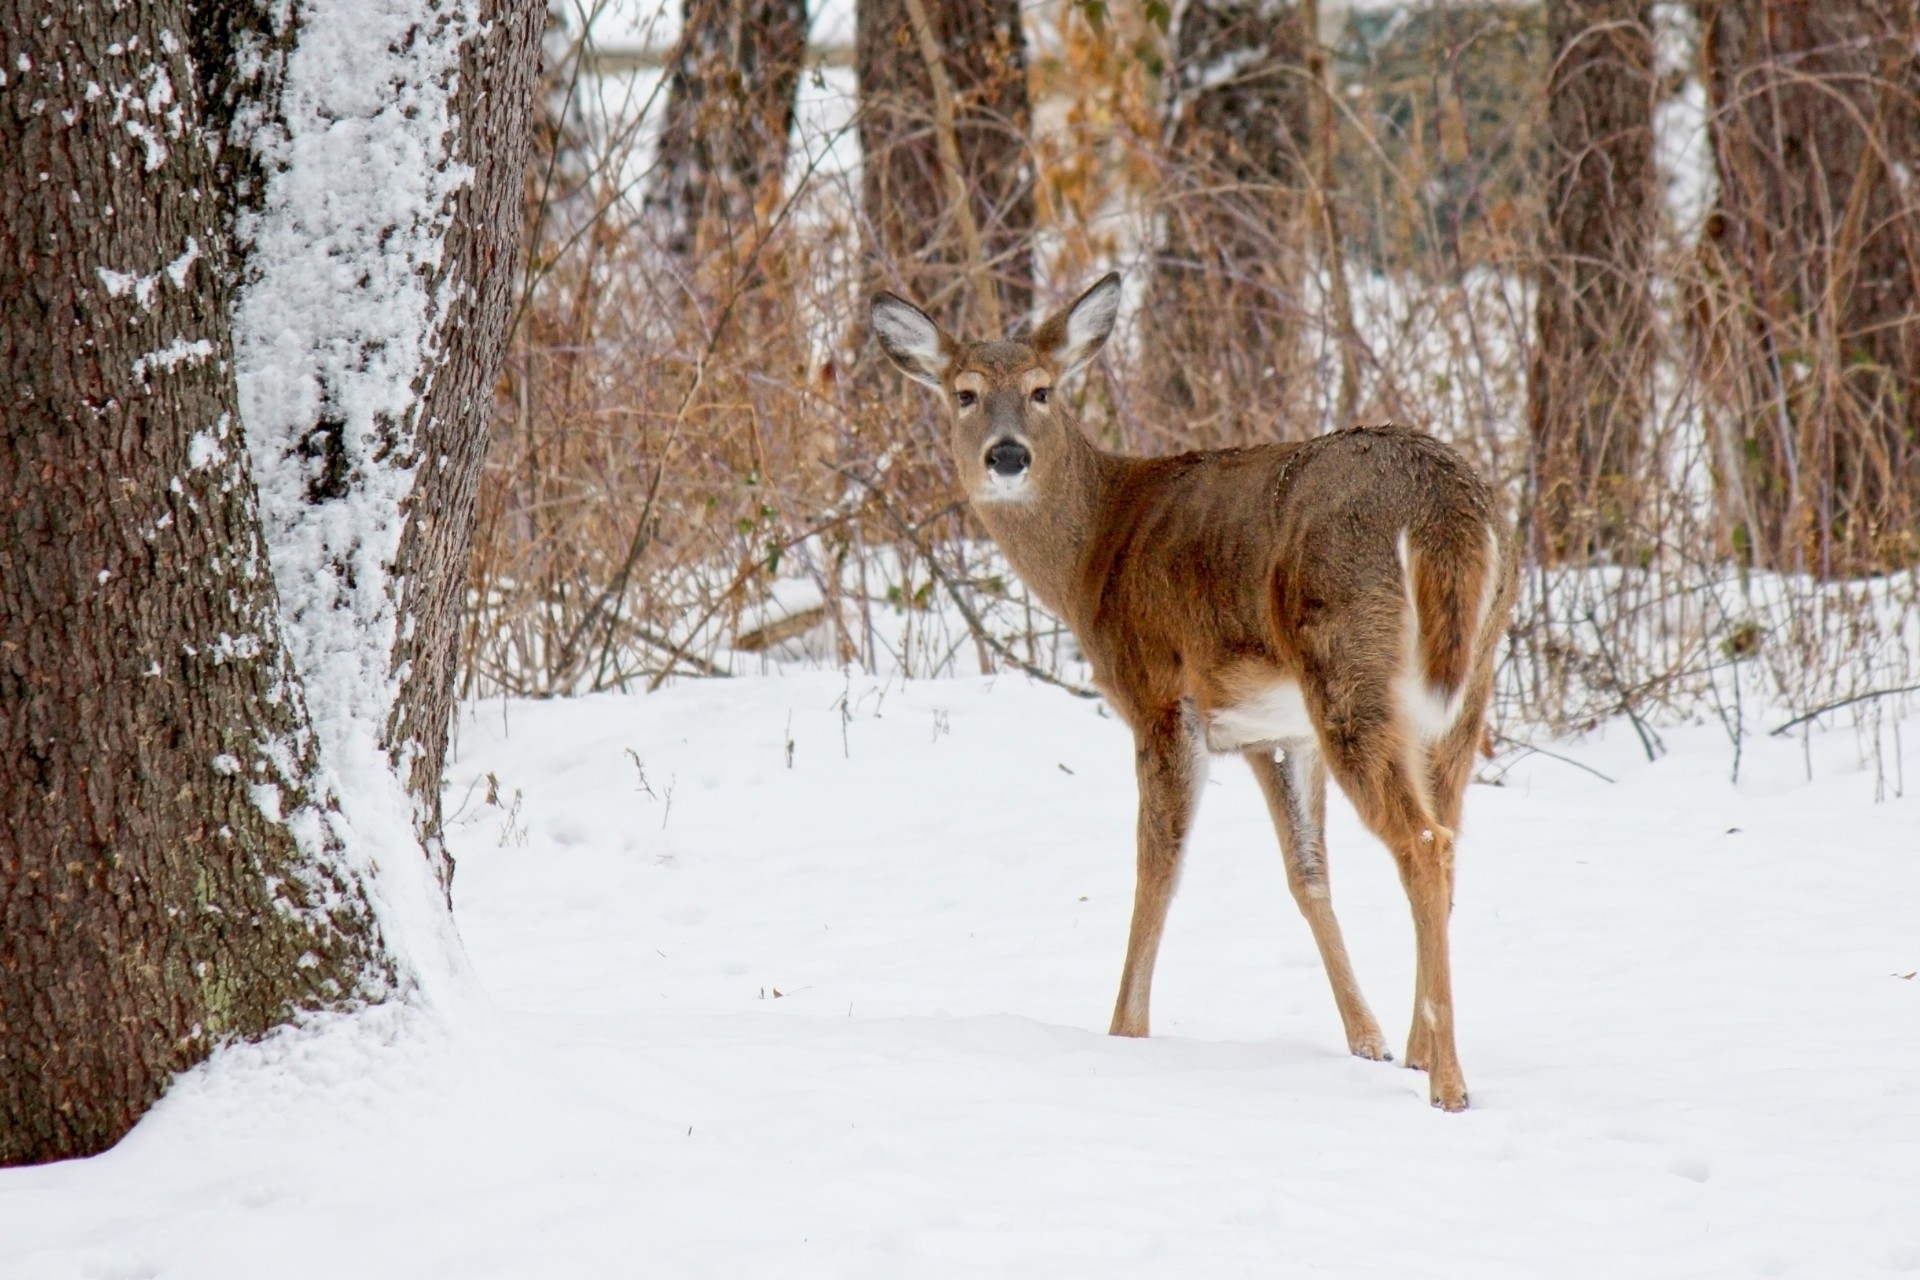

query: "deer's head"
xmin=871 ymin=274 xmax=1121 ymax=504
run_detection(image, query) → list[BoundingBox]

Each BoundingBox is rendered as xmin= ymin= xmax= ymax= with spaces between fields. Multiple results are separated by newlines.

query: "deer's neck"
xmin=972 ymin=428 xmax=1122 ymax=630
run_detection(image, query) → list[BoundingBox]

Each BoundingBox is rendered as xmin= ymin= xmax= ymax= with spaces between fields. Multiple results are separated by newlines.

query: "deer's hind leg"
xmin=1303 ymin=679 xmax=1469 ymax=1110
xmin=1244 ymin=744 xmax=1390 ymax=1061
xmin=1400 ymin=698 xmax=1488 ymax=1071
xmin=1425 ymin=693 xmax=1488 ymax=836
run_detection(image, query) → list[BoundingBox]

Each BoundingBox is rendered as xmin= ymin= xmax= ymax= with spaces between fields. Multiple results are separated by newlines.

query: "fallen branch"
xmin=1768 ymin=683 xmax=1920 ymax=737
xmin=1489 ymin=731 xmax=1617 ymax=784
xmin=628 ymin=623 xmax=729 ymax=679
xmin=642 ymin=511 xmax=862 ymax=693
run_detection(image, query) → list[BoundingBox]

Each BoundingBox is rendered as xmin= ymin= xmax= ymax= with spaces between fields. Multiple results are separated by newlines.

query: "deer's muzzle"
xmin=985 ymin=439 xmax=1031 ymax=477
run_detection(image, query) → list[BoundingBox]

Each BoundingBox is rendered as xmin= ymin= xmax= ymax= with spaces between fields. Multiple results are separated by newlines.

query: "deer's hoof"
xmin=1404 ymin=1032 xmax=1431 ymax=1073
xmin=1349 ymin=1030 xmax=1393 ymax=1062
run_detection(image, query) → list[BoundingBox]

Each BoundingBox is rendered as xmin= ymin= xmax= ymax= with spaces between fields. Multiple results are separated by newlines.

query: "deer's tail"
xmin=1396 ymin=522 xmax=1503 ymax=740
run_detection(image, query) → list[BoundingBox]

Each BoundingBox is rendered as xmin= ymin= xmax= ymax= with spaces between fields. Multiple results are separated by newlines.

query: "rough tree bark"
xmin=1 ymin=0 xmax=538 ymax=1163
xmin=385 ymin=0 xmax=544 ymax=876
xmin=857 ymin=0 xmax=1035 ymax=333
xmin=1696 ymin=0 xmax=1920 ymax=574
xmin=1 ymin=0 xmax=388 ymax=1165
xmin=1527 ymin=0 xmax=1657 ymax=562
xmin=1144 ymin=0 xmax=1313 ymax=446
xmin=647 ymin=0 xmax=808 ymax=264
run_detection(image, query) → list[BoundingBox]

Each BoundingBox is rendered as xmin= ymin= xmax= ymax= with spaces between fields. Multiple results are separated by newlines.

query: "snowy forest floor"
xmin=4 ymin=671 xmax=1918 ymax=1277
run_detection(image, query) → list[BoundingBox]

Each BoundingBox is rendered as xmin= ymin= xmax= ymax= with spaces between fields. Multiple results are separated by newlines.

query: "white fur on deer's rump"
xmin=1392 ymin=526 xmax=1504 ymax=743
xmin=3 ymin=671 xmax=1915 ymax=1279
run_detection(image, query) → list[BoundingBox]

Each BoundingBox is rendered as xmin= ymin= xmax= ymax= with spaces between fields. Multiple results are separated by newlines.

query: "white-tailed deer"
xmin=871 ymin=274 xmax=1516 ymax=1109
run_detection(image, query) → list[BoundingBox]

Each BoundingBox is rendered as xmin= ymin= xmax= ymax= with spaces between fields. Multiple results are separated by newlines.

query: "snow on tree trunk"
xmin=230 ymin=0 xmax=540 ymax=890
xmin=384 ymin=0 xmax=543 ymax=872
xmin=1 ymin=0 xmax=389 ymax=1165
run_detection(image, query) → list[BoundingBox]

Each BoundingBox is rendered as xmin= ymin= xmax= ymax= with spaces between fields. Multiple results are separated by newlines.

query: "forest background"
xmin=481 ymin=0 xmax=1920 ymax=766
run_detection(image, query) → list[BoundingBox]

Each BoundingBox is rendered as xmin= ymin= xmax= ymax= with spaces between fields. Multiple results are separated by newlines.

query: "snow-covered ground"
xmin=4 ymin=671 xmax=1917 ymax=1277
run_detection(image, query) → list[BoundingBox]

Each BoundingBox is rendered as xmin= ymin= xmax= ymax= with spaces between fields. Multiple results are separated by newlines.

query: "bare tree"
xmin=857 ymin=0 xmax=1035 ymax=333
xmin=1 ymin=0 xmax=538 ymax=1163
xmin=1527 ymin=0 xmax=1657 ymax=561
xmin=1143 ymin=0 xmax=1314 ymax=446
xmin=383 ymin=0 xmax=545 ymax=874
xmin=1696 ymin=0 xmax=1920 ymax=574
xmin=1 ymin=0 xmax=388 ymax=1165
xmin=648 ymin=0 xmax=809 ymax=266
xmin=842 ymin=0 xmax=1036 ymax=639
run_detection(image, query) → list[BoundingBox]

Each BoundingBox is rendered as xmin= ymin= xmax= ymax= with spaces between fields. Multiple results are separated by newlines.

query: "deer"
xmin=870 ymin=273 xmax=1516 ymax=1110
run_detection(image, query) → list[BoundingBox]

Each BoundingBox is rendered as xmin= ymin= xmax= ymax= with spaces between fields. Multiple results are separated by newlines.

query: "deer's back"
xmin=1077 ymin=425 xmax=1500 ymax=716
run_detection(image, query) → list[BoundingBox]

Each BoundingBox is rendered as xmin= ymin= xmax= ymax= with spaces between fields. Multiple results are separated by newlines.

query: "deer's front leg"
xmin=1110 ymin=705 xmax=1204 ymax=1038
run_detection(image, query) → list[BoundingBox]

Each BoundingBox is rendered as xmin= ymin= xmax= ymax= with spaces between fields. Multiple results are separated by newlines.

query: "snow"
xmin=234 ymin=0 xmax=473 ymax=743
xmin=232 ymin=0 xmax=486 ymax=995
xmin=96 ymin=238 xmax=201 ymax=309
xmin=131 ymin=336 xmax=214 ymax=382
xmin=4 ymin=672 xmax=1916 ymax=1276
xmin=96 ymin=266 xmax=157 ymax=307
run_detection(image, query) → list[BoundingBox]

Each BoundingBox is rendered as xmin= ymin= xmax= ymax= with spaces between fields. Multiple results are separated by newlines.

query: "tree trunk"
xmin=1302 ymin=0 xmax=1361 ymax=431
xmin=1527 ymin=0 xmax=1657 ymax=562
xmin=2 ymin=0 xmax=538 ymax=1163
xmin=1697 ymin=0 xmax=1920 ymax=574
xmin=385 ymin=0 xmax=544 ymax=877
xmin=857 ymin=0 xmax=1034 ymax=333
xmin=648 ymin=0 xmax=808 ymax=264
xmin=1143 ymin=0 xmax=1313 ymax=447
xmin=1 ymin=0 xmax=388 ymax=1165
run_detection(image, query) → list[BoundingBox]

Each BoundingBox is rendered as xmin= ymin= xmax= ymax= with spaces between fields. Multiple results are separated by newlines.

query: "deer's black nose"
xmin=985 ymin=439 xmax=1031 ymax=477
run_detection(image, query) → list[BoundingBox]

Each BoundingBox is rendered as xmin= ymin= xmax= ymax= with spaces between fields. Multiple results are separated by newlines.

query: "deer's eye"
xmin=1031 ymin=387 xmax=1050 ymax=406
xmin=955 ymin=389 xmax=977 ymax=408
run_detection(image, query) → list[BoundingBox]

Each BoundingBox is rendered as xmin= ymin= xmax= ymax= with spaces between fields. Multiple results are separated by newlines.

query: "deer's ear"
xmin=871 ymin=293 xmax=954 ymax=389
xmin=1035 ymin=272 xmax=1121 ymax=376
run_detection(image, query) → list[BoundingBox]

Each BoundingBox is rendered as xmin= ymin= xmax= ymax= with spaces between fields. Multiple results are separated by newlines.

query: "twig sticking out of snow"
xmin=1769 ymin=684 xmax=1920 ymax=738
